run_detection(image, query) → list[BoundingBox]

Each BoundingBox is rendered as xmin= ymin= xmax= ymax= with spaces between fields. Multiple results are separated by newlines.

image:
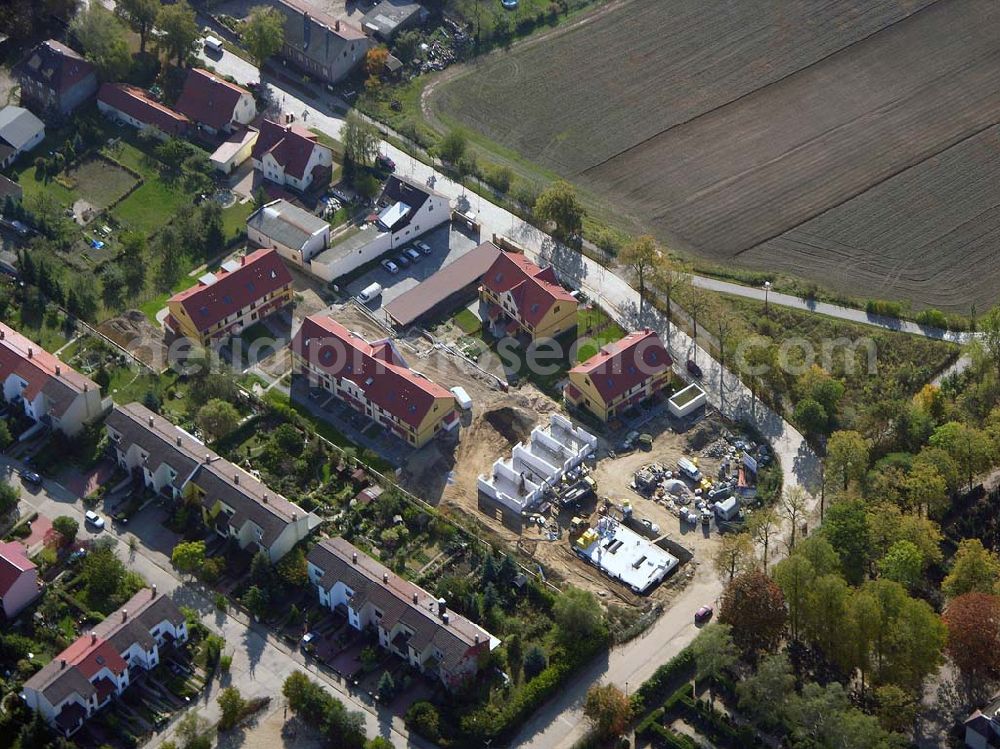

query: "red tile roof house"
xmin=479 ymin=250 xmax=578 ymax=341
xmin=0 ymin=322 xmax=106 ymax=437
xmin=174 ymin=68 xmax=257 ymax=136
xmin=15 ymin=40 xmax=98 ymax=119
xmin=307 ymin=537 xmax=498 ymax=690
xmin=164 ymin=248 xmax=294 ymax=347
xmin=291 ymin=314 xmax=459 ymax=448
xmin=251 ymin=119 xmax=333 ymax=193
xmin=0 ymin=541 xmax=40 ymax=619
xmin=564 ymin=329 xmax=672 ymax=422
xmin=97 ymin=83 xmax=190 ymax=140
xmin=21 ymin=587 xmax=187 ymax=737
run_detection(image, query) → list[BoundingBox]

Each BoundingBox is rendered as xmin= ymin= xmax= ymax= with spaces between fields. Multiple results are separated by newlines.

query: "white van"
xmin=450 ymin=386 xmax=473 ymax=411
xmin=357 ymin=283 xmax=383 ymax=304
xmin=204 ymin=36 xmax=224 ymax=54
xmin=677 ymin=457 xmax=703 ymax=483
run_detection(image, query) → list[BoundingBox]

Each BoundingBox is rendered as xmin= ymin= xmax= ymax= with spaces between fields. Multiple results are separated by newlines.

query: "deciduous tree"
xmin=618 ymin=234 xmax=659 ymax=310
xmin=534 ymin=180 xmax=584 ymax=239
xmin=773 ymin=554 xmax=814 ymax=642
xmin=436 ymin=128 xmax=467 ymax=165
xmin=878 ymin=540 xmax=923 ymax=590
xmin=583 ymin=683 xmax=631 ymax=741
xmin=195 ymin=399 xmax=240 ymax=441
xmin=117 ymin=0 xmax=161 ymax=54
xmin=943 ymin=539 xmax=1000 ymax=599
xmin=930 ymin=421 xmax=995 ymax=491
xmin=712 ymin=532 xmax=755 ymax=584
xmin=242 ymin=6 xmax=285 ymax=72
xmin=942 ymin=592 xmax=1000 ymax=681
xmin=821 ymin=498 xmax=872 ymax=585
xmin=826 ymin=430 xmax=869 ymax=490
xmin=736 ymin=651 xmax=794 ymax=727
xmin=217 ymin=686 xmax=246 ymax=731
xmin=691 ymin=623 xmax=738 ymax=700
xmin=71 ymin=5 xmax=132 ymax=81
xmin=52 ymin=516 xmax=79 ymax=545
xmin=780 ymin=485 xmax=809 ymax=551
xmin=747 ymin=506 xmax=778 ymax=571
xmin=552 ymin=587 xmax=605 ymax=644
xmin=171 ymin=540 xmax=206 ymax=575
xmin=719 ymin=569 xmax=786 ymax=656
xmin=157 ymin=1 xmax=199 ymax=67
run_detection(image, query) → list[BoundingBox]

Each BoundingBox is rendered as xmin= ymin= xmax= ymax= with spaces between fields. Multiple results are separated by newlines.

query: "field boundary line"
xmin=579 ymin=0 xmax=948 ymax=177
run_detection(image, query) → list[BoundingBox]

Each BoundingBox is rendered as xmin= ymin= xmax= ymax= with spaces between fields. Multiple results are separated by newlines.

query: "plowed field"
xmin=432 ymin=0 xmax=1000 ymax=310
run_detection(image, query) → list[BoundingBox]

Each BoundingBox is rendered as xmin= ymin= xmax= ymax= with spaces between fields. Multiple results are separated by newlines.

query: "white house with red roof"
xmin=292 ymin=314 xmax=458 ymax=448
xmin=174 ymin=68 xmax=256 ymax=136
xmin=22 ymin=587 xmax=187 ymax=737
xmin=0 ymin=541 xmax=39 ymax=619
xmin=0 ymin=322 xmax=105 ymax=436
xmin=479 ymin=251 xmax=578 ymax=340
xmin=97 ymin=83 xmax=189 ymax=140
xmin=565 ymin=329 xmax=672 ymax=422
xmin=251 ymin=119 xmax=333 ymax=192
xmin=164 ymin=248 xmax=294 ymax=346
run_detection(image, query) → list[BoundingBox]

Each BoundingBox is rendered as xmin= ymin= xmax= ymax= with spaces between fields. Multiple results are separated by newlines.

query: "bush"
xmin=865 ymin=299 xmax=904 ymax=318
xmin=916 ymin=308 xmax=949 ymax=329
xmin=53 ymin=516 xmax=79 ymax=544
xmin=404 ymin=701 xmax=440 ymax=741
xmin=631 ymin=648 xmax=694 ymax=713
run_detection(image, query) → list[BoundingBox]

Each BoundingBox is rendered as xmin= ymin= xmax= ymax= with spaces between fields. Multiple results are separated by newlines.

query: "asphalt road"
xmin=1 ymin=456 xmax=427 ymax=748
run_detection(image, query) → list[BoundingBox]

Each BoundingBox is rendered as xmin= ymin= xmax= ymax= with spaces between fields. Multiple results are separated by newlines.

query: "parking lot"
xmin=341 ymin=222 xmax=482 ymax=317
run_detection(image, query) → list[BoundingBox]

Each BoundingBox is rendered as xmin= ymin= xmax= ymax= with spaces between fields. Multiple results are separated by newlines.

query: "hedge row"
xmin=631 ymin=647 xmax=694 ymax=713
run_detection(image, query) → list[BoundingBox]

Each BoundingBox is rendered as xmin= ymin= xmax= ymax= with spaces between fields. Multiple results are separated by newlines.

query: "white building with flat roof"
xmin=574 ymin=517 xmax=678 ymax=594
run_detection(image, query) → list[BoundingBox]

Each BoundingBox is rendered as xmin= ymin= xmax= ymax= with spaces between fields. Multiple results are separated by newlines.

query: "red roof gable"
xmin=292 ymin=315 xmax=454 ymax=429
xmin=168 ymin=248 xmax=293 ymax=334
xmin=251 ymin=119 xmax=325 ymax=179
xmin=98 ymin=84 xmax=189 ymax=136
xmin=0 ymin=541 xmax=35 ymax=597
xmin=481 ymin=251 xmax=576 ymax=328
xmin=174 ymin=68 xmax=250 ymax=131
xmin=60 ymin=636 xmax=127 ymax=678
xmin=568 ymin=329 xmax=671 ymax=403
xmin=0 ymin=322 xmax=97 ymax=402
xmin=18 ymin=40 xmax=96 ymax=95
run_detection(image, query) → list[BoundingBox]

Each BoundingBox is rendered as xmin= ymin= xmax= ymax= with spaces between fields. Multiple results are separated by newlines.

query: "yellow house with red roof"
xmin=165 ymin=248 xmax=294 ymax=346
xmin=565 ymin=329 xmax=672 ymax=422
xmin=479 ymin=250 xmax=578 ymax=340
xmin=292 ymin=314 xmax=458 ymax=448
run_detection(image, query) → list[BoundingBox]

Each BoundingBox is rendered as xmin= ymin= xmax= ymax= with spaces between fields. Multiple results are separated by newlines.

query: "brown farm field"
xmin=430 ymin=0 xmax=1000 ymax=311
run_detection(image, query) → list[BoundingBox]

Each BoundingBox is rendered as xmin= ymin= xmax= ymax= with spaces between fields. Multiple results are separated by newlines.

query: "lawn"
xmin=113 ymin=178 xmax=191 ymax=234
xmin=63 ymin=156 xmax=138 ymax=210
xmin=452 ymin=308 xmax=482 ymax=335
xmin=576 ymin=305 xmax=625 ymax=361
xmin=221 ymin=200 xmax=254 ymax=240
xmin=15 ymin=165 xmax=78 ymax=206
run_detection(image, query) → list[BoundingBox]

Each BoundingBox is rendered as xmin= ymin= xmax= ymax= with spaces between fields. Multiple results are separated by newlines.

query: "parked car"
xmin=19 ymin=469 xmax=42 ymax=486
xmin=619 ymin=430 xmax=640 ymax=451
xmin=414 ymin=240 xmax=432 ymax=255
xmin=404 ymin=247 xmax=422 ymax=263
xmin=394 ymin=253 xmax=410 ymax=268
xmin=695 ymin=605 xmax=713 ymax=623
xmin=84 ymin=511 xmax=105 ymax=530
xmin=686 ymin=359 xmax=703 ymax=379
xmin=375 ymin=154 xmax=396 ymax=172
xmin=381 ymin=259 xmax=399 ymax=274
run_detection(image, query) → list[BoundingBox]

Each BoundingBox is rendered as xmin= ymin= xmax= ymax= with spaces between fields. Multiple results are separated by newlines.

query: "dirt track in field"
xmin=431 ymin=0 xmax=1000 ymax=311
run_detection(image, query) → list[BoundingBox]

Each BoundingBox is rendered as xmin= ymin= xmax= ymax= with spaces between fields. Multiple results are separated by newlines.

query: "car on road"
xmin=695 ymin=605 xmax=714 ymax=623
xmin=375 ymin=154 xmax=396 ymax=172
xmin=84 ymin=511 xmax=105 ymax=530
xmin=381 ymin=259 xmax=399 ymax=274
xmin=394 ymin=253 xmax=410 ymax=268
xmin=414 ymin=240 xmax=432 ymax=255
xmin=19 ymin=469 xmax=42 ymax=486
xmin=404 ymin=247 xmax=422 ymax=263
xmin=686 ymin=359 xmax=703 ymax=379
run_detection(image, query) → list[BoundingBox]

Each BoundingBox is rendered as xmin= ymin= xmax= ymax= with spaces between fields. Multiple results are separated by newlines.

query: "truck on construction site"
xmin=677 ymin=457 xmax=703 ymax=483
xmin=556 ymin=476 xmax=597 ymax=508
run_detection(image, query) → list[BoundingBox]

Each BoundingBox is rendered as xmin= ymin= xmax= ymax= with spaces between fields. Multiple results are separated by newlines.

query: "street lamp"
xmin=763 ymin=280 xmax=772 ymax=317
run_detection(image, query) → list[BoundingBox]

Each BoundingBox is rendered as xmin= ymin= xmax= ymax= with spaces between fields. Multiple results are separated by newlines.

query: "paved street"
xmin=1 ymin=457 xmax=427 ymax=748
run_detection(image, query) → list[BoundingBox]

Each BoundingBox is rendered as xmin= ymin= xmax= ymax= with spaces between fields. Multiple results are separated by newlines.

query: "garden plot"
xmin=62 ymin=156 xmax=139 ymax=222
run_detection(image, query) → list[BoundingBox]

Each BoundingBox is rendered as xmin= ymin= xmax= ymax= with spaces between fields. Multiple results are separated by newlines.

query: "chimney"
xmin=55 ymin=365 xmax=61 ymax=375
xmin=205 ymin=454 xmax=212 ymax=464
xmin=412 ymin=593 xmax=418 ymax=604
xmin=442 ymin=613 xmax=450 ymax=625
xmin=335 ymin=19 xmax=340 ymax=31
xmin=122 ymin=609 xmax=128 ymax=622
xmin=474 ymin=634 xmax=480 ymax=645
xmin=149 ymin=416 xmax=154 ymax=427
xmin=60 ymin=659 xmax=66 ymax=670
xmin=27 ymin=348 xmax=33 ymax=358
xmin=0 ymin=330 xmax=4 ymax=339
xmin=262 ymin=494 xmax=268 ymax=504
xmin=292 ymin=512 xmax=297 ymax=521
xmin=437 ymin=598 xmax=447 ymax=618
xmin=176 ymin=436 xmax=182 ymax=447
xmin=352 ymin=552 xmax=358 ymax=564
xmin=91 ymin=632 xmax=97 ymax=643
xmin=152 ymin=584 xmax=157 ymax=598
xmin=234 ymin=474 xmax=239 ymax=485
xmin=382 ymin=572 xmax=389 ymax=584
